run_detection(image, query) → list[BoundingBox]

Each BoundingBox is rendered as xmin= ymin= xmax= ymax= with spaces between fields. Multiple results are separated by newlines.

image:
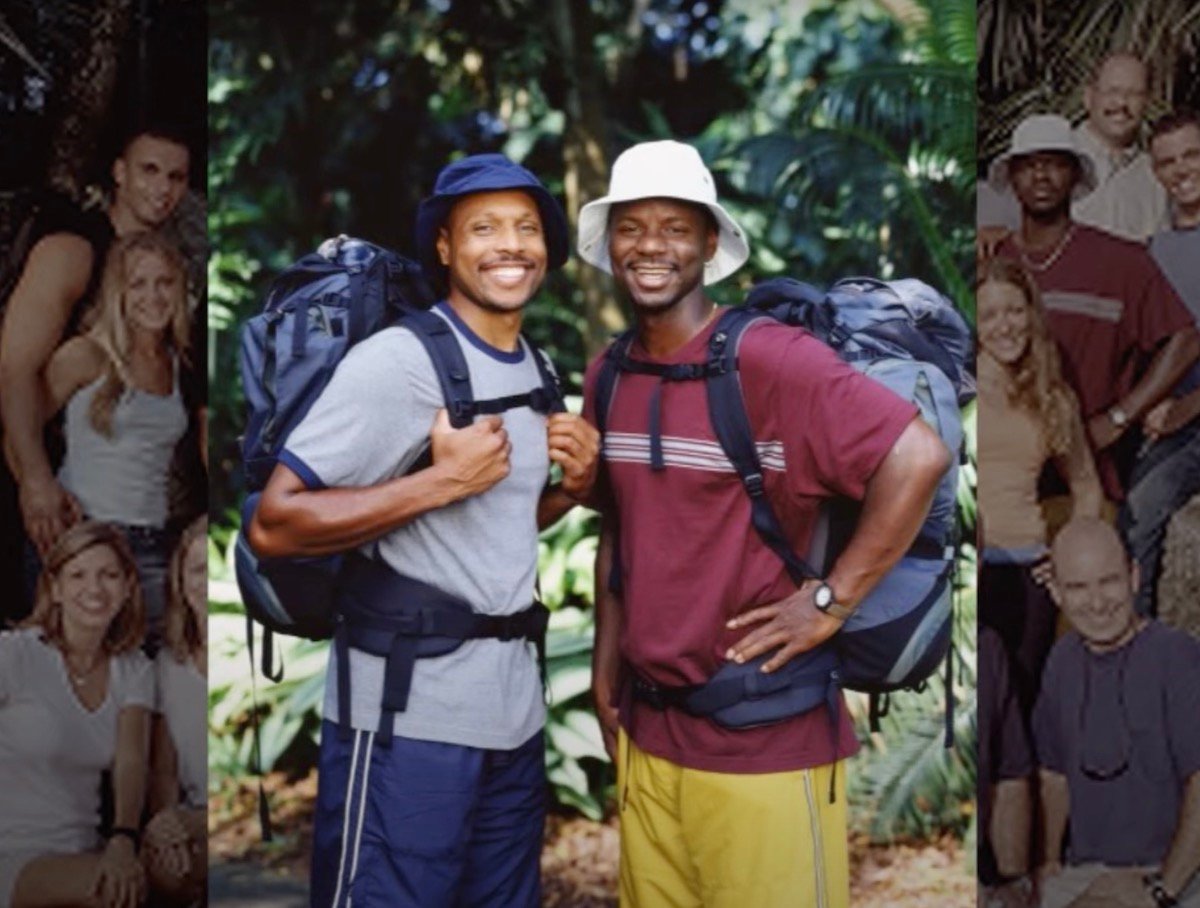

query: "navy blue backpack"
xmin=594 ymin=276 xmax=972 ymax=744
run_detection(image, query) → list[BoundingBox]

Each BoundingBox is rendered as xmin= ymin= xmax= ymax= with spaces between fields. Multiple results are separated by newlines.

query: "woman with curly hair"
xmin=977 ymin=256 xmax=1105 ymax=713
xmin=0 ymin=521 xmax=152 ymax=908
xmin=144 ymin=516 xmax=206 ymax=904
xmin=41 ymin=230 xmax=194 ymax=653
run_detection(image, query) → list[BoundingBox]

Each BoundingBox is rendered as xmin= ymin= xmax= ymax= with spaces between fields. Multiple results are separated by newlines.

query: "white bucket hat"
xmin=987 ymin=114 xmax=1098 ymax=199
xmin=577 ymin=140 xmax=750 ymax=284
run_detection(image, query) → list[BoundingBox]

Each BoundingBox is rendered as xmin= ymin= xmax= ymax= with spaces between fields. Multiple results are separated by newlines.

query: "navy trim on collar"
xmin=435 ymin=301 xmax=526 ymax=364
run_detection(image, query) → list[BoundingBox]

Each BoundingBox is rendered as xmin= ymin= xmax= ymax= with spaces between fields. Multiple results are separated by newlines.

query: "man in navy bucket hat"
xmin=250 ymin=152 xmax=599 ymax=907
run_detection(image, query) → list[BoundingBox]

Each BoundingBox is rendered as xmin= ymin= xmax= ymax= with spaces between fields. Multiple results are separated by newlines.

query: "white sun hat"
xmin=987 ymin=114 xmax=1098 ymax=199
xmin=577 ymin=140 xmax=751 ymax=284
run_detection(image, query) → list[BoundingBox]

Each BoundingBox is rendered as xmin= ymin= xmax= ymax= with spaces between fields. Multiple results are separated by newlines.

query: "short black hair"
xmin=115 ymin=120 xmax=193 ymax=161
xmin=1149 ymin=108 xmax=1200 ymax=145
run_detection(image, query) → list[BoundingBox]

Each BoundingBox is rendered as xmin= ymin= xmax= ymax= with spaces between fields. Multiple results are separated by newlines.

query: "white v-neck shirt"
xmin=0 ymin=629 xmax=153 ymax=855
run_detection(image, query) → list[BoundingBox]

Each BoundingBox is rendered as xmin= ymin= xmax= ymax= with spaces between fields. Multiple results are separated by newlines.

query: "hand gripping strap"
xmin=704 ymin=308 xmax=820 ymax=584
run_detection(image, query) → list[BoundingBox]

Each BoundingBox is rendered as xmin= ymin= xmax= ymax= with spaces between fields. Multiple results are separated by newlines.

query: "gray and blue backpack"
xmin=594 ymin=275 xmax=972 ymax=748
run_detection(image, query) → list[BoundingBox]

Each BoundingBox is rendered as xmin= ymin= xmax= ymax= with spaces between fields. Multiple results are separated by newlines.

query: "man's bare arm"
xmin=990 ymin=778 xmax=1033 ymax=878
xmin=727 ymin=416 xmax=950 ymax=670
xmin=591 ymin=513 xmax=622 ymax=761
xmin=825 ymin=416 xmax=951 ymax=609
xmin=249 ymin=409 xmax=510 ymax=558
xmin=1090 ymin=328 xmax=1200 ymax=449
xmin=0 ymin=235 xmax=95 ymax=551
xmin=1039 ymin=768 xmax=1070 ymax=875
xmin=0 ymin=234 xmax=94 ymax=479
xmin=1161 ymin=770 xmax=1200 ymax=899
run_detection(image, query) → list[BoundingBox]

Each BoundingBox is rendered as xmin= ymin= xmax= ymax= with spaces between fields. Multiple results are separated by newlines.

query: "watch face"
xmin=814 ymin=584 xmax=832 ymax=609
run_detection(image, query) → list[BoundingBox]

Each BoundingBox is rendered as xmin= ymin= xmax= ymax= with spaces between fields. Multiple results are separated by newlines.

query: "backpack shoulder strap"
xmin=401 ymin=307 xmax=476 ymax=429
xmin=704 ymin=308 xmax=820 ymax=585
xmin=593 ymin=329 xmax=636 ymax=437
xmin=524 ymin=335 xmax=567 ymax=416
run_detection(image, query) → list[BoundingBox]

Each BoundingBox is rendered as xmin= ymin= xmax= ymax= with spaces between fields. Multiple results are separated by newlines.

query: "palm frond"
xmin=911 ymin=0 xmax=976 ymax=66
xmin=800 ymin=63 xmax=975 ymax=172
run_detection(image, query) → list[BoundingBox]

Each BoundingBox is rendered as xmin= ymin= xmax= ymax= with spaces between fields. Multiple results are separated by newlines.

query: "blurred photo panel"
xmin=977 ymin=2 xmax=1200 ymax=905
xmin=0 ymin=1 xmax=207 ymax=905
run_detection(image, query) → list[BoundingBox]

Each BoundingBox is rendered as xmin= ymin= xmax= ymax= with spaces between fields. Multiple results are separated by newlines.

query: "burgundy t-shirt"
xmin=583 ymin=315 xmax=918 ymax=773
xmin=996 ymin=225 xmax=1193 ymax=499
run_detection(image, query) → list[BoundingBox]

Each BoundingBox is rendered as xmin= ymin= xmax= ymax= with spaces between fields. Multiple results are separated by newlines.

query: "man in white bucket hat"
xmin=579 ymin=140 xmax=948 ymax=908
xmin=989 ymin=114 xmax=1199 ymax=505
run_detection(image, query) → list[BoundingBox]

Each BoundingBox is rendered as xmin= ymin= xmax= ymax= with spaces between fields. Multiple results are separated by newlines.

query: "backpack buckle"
xmin=449 ymin=399 xmax=474 ymax=421
xmin=495 ymin=614 xmax=522 ymax=641
xmin=528 ymin=386 xmax=552 ymax=413
xmin=742 ymin=472 xmax=765 ymax=498
xmin=631 ymin=676 xmax=668 ymax=711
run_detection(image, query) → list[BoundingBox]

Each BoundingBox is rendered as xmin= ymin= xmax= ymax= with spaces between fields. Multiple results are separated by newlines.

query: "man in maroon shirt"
xmin=988 ymin=114 xmax=1200 ymax=502
xmin=578 ymin=140 xmax=948 ymax=908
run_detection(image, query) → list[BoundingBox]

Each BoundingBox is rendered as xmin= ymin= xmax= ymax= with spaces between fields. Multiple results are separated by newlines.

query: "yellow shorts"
xmin=617 ymin=730 xmax=850 ymax=908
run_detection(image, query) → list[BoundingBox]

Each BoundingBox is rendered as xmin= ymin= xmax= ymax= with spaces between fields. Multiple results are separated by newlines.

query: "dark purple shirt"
xmin=1032 ymin=621 xmax=1200 ymax=866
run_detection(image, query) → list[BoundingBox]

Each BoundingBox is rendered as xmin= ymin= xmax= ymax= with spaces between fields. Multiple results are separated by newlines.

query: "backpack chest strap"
xmin=406 ymin=307 xmax=564 ymax=427
xmin=602 ymin=334 xmax=731 ymax=471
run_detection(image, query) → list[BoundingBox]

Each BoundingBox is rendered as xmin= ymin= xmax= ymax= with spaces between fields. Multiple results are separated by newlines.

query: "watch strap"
xmin=109 ymin=825 xmax=140 ymax=847
xmin=1144 ymin=873 xmax=1178 ymax=908
xmin=825 ymin=601 xmax=853 ymax=621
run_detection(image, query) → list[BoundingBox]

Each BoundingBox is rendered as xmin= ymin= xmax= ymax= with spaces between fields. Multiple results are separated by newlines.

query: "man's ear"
xmin=705 ymin=226 xmax=718 ymax=263
xmin=112 ymin=157 xmax=126 ymax=190
xmin=436 ymin=228 xmax=450 ymax=267
xmin=1129 ymin=559 xmax=1140 ymax=597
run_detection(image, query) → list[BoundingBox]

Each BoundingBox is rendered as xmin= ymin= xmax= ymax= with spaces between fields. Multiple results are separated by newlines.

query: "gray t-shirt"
xmin=1150 ymin=226 xmax=1200 ymax=394
xmin=283 ymin=303 xmax=549 ymax=750
xmin=1032 ymin=621 xmax=1200 ymax=866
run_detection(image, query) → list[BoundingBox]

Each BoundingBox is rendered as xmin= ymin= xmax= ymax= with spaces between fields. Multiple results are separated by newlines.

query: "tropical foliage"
xmin=977 ymin=0 xmax=1200 ymax=162
xmin=208 ymin=0 xmax=978 ymax=843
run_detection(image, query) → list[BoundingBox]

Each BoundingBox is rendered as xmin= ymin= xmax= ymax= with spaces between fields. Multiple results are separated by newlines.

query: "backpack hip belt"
xmin=627 ymin=642 xmax=842 ymax=730
xmin=334 ymin=553 xmax=549 ymax=747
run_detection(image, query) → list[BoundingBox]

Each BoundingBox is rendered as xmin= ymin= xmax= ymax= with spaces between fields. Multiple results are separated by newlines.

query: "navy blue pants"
xmin=310 ymin=721 xmax=545 ymax=908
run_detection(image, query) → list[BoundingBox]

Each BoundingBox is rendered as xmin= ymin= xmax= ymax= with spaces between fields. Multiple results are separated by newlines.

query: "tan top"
xmin=979 ymin=378 xmax=1049 ymax=549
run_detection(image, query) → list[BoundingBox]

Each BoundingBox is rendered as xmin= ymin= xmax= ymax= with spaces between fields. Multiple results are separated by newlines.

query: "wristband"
xmin=109 ymin=826 xmax=140 ymax=848
xmin=1143 ymin=872 xmax=1178 ymax=908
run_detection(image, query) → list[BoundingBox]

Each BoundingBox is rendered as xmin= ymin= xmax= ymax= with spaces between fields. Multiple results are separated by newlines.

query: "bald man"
xmin=1073 ymin=52 xmax=1170 ymax=242
xmin=1031 ymin=518 xmax=1200 ymax=908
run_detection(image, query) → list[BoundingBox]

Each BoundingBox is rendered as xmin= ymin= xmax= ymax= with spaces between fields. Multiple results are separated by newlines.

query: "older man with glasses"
xmin=1032 ymin=517 xmax=1200 ymax=908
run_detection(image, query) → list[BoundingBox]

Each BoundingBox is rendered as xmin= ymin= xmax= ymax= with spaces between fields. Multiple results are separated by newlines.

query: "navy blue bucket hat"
xmin=415 ymin=153 xmax=570 ymax=275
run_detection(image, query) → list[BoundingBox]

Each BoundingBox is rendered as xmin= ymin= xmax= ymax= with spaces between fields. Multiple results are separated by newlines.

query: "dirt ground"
xmin=210 ymin=771 xmax=975 ymax=907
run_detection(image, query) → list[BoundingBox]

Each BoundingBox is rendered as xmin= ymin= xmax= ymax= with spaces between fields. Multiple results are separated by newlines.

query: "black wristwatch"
xmin=812 ymin=582 xmax=853 ymax=621
xmin=109 ymin=826 xmax=140 ymax=848
xmin=1143 ymin=873 xmax=1178 ymax=908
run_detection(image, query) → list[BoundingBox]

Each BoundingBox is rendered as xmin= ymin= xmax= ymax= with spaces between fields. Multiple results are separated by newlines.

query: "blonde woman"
xmin=977 ymin=256 xmax=1105 ymax=712
xmin=144 ymin=517 xmax=206 ymax=904
xmin=42 ymin=230 xmax=194 ymax=652
xmin=0 ymin=521 xmax=152 ymax=908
